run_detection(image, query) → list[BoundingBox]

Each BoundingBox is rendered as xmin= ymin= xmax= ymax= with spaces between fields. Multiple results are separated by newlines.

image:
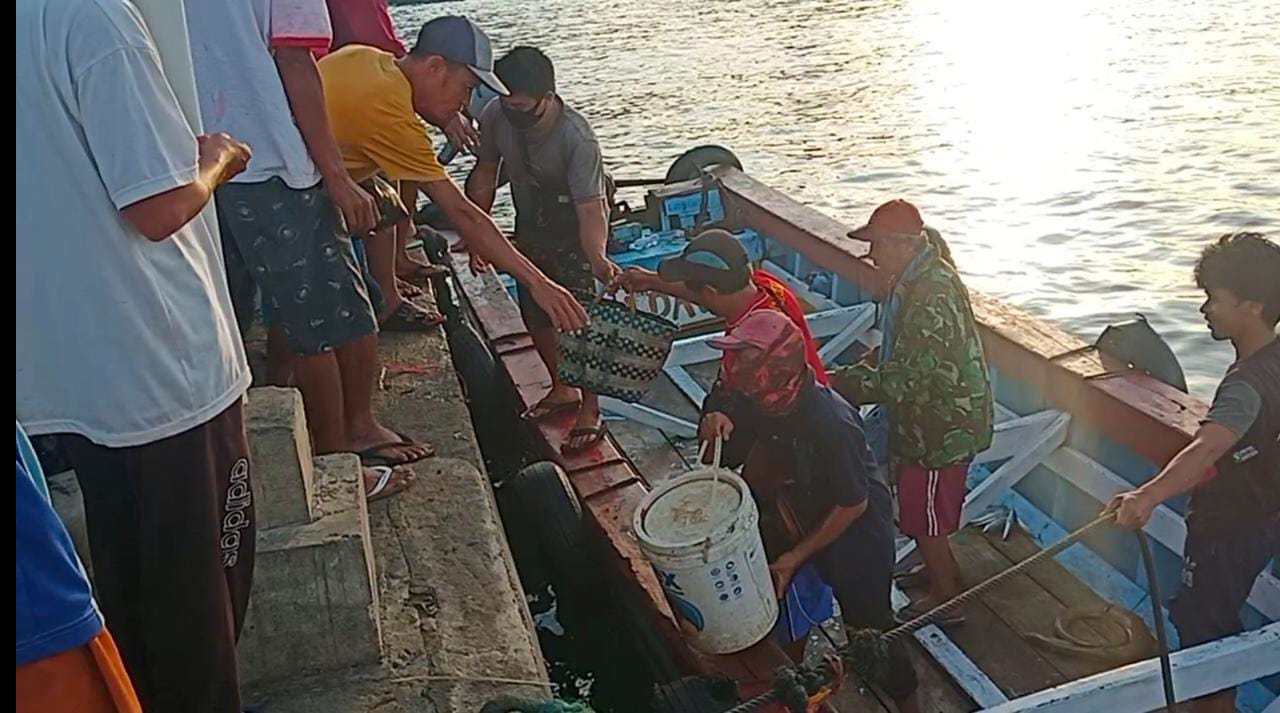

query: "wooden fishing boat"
xmin=446 ymin=163 xmax=1279 ymax=712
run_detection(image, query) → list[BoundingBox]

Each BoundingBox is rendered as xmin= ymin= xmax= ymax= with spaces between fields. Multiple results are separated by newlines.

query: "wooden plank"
xmin=980 ymin=623 xmax=1280 ymax=713
xmin=825 ymin=680 xmax=893 ymax=713
xmin=961 ymin=412 xmax=1069 ymax=525
xmin=909 ymin=621 xmax=1010 ymax=708
xmin=664 ymin=365 xmax=708 ymax=407
xmin=905 ymin=641 xmax=981 ymax=713
xmin=817 ymin=303 xmax=877 ymax=364
xmin=891 ymin=586 xmax=1010 ymax=707
xmin=607 ymin=419 xmax=689 ymax=489
xmin=952 ymin=530 xmax=1128 ymax=683
xmin=941 ymin=531 xmax=1072 ymax=696
xmin=974 ymin=410 xmax=1067 ymax=466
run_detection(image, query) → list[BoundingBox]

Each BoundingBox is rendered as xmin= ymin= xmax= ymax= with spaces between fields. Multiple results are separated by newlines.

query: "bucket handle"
xmin=696 ymin=437 xmax=724 ymax=563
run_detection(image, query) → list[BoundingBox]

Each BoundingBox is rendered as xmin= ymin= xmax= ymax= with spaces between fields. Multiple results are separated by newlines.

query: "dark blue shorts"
xmin=216 ymin=178 xmax=378 ymax=355
xmin=1169 ymin=517 xmax=1279 ymax=647
xmin=814 ymin=485 xmax=918 ymax=700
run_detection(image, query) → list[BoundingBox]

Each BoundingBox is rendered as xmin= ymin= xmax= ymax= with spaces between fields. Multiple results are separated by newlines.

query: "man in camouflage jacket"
xmin=834 ymin=200 xmax=993 ymax=624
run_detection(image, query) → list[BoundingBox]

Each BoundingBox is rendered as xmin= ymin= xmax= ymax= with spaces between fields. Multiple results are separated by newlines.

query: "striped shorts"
xmin=897 ymin=463 xmax=969 ymax=538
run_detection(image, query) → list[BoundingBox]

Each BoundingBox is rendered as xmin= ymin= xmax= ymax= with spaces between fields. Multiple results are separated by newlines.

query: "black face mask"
xmin=502 ymin=98 xmax=545 ymax=131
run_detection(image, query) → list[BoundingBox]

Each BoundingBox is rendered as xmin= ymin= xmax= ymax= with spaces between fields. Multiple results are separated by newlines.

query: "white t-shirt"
xmin=15 ymin=0 xmax=250 ymax=447
xmin=185 ymin=0 xmax=333 ymax=188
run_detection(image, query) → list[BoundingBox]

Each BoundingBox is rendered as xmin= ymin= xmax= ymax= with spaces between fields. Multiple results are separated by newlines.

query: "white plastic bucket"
xmin=632 ymin=447 xmax=778 ymax=654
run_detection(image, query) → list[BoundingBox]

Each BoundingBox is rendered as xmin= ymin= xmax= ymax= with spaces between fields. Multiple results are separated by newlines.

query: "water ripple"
xmin=393 ymin=0 xmax=1280 ymax=396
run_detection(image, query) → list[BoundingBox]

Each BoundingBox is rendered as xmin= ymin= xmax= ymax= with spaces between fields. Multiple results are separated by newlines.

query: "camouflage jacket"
xmin=833 ymin=248 xmax=993 ymax=468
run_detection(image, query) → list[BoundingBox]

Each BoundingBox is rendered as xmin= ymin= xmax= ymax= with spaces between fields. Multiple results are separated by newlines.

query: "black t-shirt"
xmin=757 ymin=383 xmax=891 ymax=538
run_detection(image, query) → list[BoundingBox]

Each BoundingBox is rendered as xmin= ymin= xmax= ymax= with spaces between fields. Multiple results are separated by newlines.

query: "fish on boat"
xmin=438 ymin=156 xmax=1280 ymax=713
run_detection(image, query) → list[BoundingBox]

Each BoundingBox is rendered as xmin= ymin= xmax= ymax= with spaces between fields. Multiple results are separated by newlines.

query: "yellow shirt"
xmin=318 ymin=46 xmax=448 ymax=184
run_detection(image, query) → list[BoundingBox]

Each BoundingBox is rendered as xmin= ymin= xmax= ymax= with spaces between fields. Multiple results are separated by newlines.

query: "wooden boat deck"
xmin=610 ymin=368 xmax=1151 ymax=712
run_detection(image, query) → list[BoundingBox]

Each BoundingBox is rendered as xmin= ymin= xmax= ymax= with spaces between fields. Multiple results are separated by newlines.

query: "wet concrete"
xmin=243 ymin=290 xmax=550 ymax=711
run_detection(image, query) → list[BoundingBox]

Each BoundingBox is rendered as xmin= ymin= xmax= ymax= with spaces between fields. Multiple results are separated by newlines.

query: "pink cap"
xmin=708 ymin=309 xmax=795 ymax=351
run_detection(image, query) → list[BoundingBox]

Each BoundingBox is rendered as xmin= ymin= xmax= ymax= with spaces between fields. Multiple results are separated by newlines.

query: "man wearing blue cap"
xmin=319 ymin=16 xmax=588 ymax=333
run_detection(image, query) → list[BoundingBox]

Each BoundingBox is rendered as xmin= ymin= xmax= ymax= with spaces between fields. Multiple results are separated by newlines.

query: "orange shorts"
xmin=16 ymin=629 xmax=141 ymax=713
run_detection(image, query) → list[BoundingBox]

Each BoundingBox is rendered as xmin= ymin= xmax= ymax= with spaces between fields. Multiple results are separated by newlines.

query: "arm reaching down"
xmin=274 ymin=46 xmax=377 ymax=235
xmin=577 ymin=198 xmax=618 ymax=284
xmin=421 ymin=178 xmax=587 ymax=331
xmin=770 ymin=500 xmax=868 ymax=596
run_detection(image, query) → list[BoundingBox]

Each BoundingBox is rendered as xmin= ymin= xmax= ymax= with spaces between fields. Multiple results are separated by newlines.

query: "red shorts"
xmin=897 ymin=463 xmax=969 ymax=538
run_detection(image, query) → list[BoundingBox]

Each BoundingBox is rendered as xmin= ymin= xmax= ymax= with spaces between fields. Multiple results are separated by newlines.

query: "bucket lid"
xmin=640 ymin=475 xmax=742 ymax=548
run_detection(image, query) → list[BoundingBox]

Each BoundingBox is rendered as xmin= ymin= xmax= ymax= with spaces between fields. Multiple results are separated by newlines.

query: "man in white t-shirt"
xmin=16 ymin=0 xmax=254 ymax=710
xmin=185 ymin=0 xmax=426 ymax=497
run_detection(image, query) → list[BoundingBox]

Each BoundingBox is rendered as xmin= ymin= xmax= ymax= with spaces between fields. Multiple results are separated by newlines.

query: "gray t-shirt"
xmin=476 ymin=97 xmax=606 ymax=219
xmin=1205 ymin=378 xmax=1262 ymax=437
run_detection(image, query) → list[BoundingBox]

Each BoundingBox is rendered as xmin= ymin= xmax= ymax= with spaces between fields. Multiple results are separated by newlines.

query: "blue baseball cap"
xmin=658 ymin=229 xmax=752 ymax=292
xmin=413 ymin=16 xmax=510 ymax=97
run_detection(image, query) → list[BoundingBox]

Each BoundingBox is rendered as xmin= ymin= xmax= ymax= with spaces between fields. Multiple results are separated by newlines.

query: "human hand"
xmin=444 ymin=112 xmax=479 ymax=154
xmin=699 ymin=412 xmax=734 ymax=453
xmin=532 ymin=279 xmax=588 ymax=332
xmin=197 ymin=133 xmax=252 ymax=187
xmin=1104 ymin=490 xmax=1155 ymax=529
xmin=769 ymin=553 xmax=800 ymax=599
xmin=324 ymin=175 xmax=378 ymax=235
xmin=590 ymin=256 xmax=621 ymax=286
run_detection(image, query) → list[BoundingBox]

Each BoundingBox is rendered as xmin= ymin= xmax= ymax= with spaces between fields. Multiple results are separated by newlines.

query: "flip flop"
xmin=521 ymin=397 xmax=581 ymax=420
xmin=397 ymin=279 xmax=425 ymax=299
xmin=895 ymin=600 xmax=966 ymax=627
xmin=561 ymin=424 xmax=608 ymax=455
xmin=380 ymin=301 xmax=445 ymax=333
xmin=358 ymin=432 xmax=435 ymax=468
xmin=365 ymin=465 xmax=415 ymax=502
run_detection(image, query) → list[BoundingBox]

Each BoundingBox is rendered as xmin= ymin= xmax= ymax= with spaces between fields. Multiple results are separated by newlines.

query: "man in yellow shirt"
xmin=319 ymin=15 xmax=587 ymax=332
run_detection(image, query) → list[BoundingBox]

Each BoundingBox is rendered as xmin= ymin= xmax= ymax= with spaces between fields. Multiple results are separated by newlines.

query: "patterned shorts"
xmin=515 ymin=239 xmax=595 ymax=330
xmin=216 ymin=178 xmax=378 ymax=355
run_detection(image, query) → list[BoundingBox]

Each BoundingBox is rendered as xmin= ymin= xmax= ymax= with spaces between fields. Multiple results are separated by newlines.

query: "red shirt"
xmin=722 ymin=271 xmax=830 ymax=386
xmin=324 ymin=0 xmax=407 ymax=57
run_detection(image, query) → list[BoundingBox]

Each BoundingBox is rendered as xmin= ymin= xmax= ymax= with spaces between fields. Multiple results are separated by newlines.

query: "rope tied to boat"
xmin=723 ymin=512 xmax=1176 ymax=713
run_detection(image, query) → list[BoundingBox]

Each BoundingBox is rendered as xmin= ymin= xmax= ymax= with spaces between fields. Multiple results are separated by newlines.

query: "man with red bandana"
xmin=614 ymin=228 xmax=827 ymax=463
xmin=704 ymin=310 xmax=920 ymax=713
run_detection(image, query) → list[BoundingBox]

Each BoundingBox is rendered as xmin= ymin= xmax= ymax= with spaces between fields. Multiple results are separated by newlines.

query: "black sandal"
xmin=561 ymin=424 xmax=608 ymax=455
